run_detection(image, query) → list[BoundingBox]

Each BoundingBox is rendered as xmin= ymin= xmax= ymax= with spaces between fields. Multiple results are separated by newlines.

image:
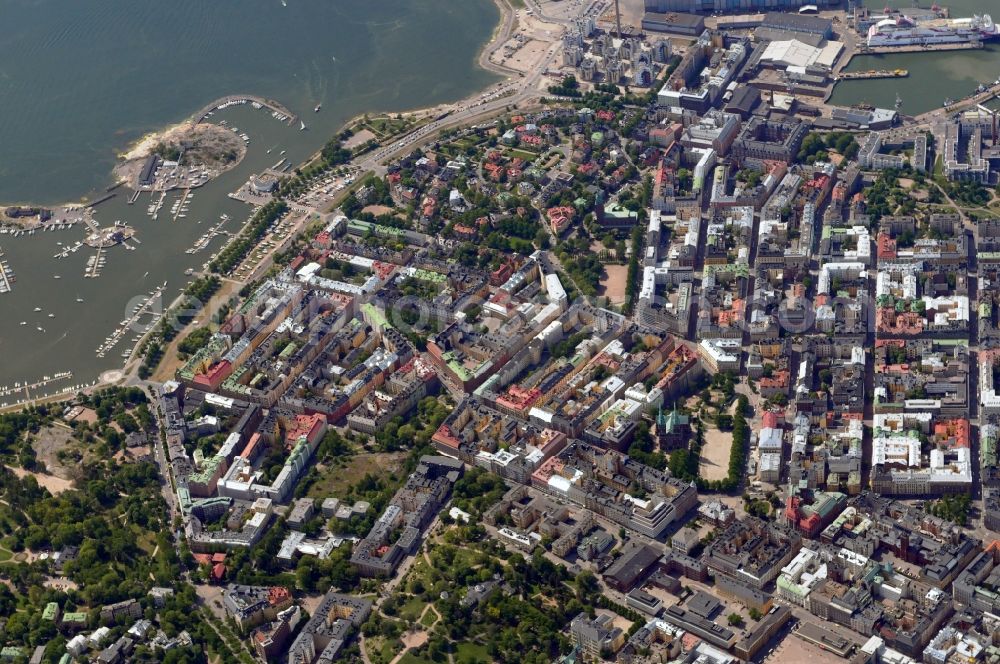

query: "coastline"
xmin=0 ymin=0 xmax=515 ymax=217
xmin=0 ymin=0 xmax=518 ymax=411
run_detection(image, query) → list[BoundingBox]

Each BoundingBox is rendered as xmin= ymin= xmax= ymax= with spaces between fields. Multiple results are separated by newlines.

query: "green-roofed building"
xmin=42 ymin=601 xmax=60 ymax=621
xmin=0 ymin=647 xmax=24 ymax=661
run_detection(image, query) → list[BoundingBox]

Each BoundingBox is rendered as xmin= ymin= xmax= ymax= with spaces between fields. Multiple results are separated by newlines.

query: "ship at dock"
xmin=866 ymin=14 xmax=999 ymax=47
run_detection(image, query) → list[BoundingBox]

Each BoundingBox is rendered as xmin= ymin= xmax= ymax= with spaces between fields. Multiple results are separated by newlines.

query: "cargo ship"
xmin=866 ymin=14 xmax=998 ymax=47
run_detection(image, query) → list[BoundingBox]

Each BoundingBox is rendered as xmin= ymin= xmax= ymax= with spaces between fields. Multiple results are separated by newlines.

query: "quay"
xmin=915 ymin=82 xmax=1000 ymax=121
xmin=193 ymin=94 xmax=297 ymax=126
xmin=837 ymin=69 xmax=908 ymax=81
xmin=862 ymin=41 xmax=982 ymax=55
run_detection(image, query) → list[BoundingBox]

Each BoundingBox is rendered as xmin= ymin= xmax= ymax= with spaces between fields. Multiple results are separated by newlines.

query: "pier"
xmin=193 ymin=94 xmax=297 ymax=125
xmin=0 ymin=372 xmax=74 ymax=405
xmin=0 ymin=246 xmax=14 ymax=294
xmin=837 ymin=69 xmax=909 ymax=81
xmin=170 ymin=189 xmax=193 ymax=222
xmin=94 ymin=284 xmax=167 ymax=358
xmin=86 ymin=192 xmax=117 ymax=208
xmin=185 ymin=216 xmax=232 ymax=254
xmin=53 ymin=241 xmax=85 ymax=259
xmin=84 ymin=246 xmax=105 ymax=278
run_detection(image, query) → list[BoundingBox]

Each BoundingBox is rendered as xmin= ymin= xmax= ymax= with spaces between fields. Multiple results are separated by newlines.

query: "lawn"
xmin=508 ymin=148 xmax=539 ymax=162
xmin=306 ymin=451 xmax=407 ymax=498
xmin=0 ymin=548 xmax=12 ymax=563
xmin=398 ymin=654 xmax=434 ymax=664
xmin=454 ymin=642 xmax=491 ymax=663
xmin=419 ymin=606 xmax=438 ymax=628
xmin=398 ymin=595 xmax=427 ymax=623
xmin=366 ymin=635 xmax=403 ymax=664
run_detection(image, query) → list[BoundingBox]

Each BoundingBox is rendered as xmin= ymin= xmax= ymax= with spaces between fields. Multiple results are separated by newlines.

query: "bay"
xmin=829 ymin=0 xmax=1000 ymax=114
xmin=0 ymin=0 xmax=500 ymax=395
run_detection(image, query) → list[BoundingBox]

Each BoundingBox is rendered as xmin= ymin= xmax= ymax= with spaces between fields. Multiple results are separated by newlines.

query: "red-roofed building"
xmin=421 ymin=195 xmax=437 ymax=219
xmin=877 ymin=232 xmax=897 ymax=260
xmin=285 ymin=413 xmax=327 ymax=451
xmin=758 ymin=370 xmax=790 ymax=398
xmin=484 ymin=162 xmax=504 ymax=181
xmin=241 ymin=433 xmax=263 ymax=462
xmin=716 ymin=298 xmax=745 ymax=328
xmin=531 ymin=456 xmax=566 ymax=491
xmin=495 ymin=385 xmax=542 ymax=416
xmin=934 ymin=419 xmax=971 ymax=449
xmin=211 ymin=562 xmax=227 ymax=582
xmin=432 ymin=424 xmax=462 ymax=454
xmin=268 ymin=587 xmax=291 ymax=607
xmin=194 ymin=360 xmax=232 ymax=391
xmin=876 ymin=308 xmax=924 ymax=336
xmin=313 ymin=230 xmax=333 ymax=250
xmin=655 ymin=343 xmax=701 ymax=397
xmin=596 ymin=109 xmax=615 ymax=122
xmin=453 ymin=224 xmax=477 ymax=239
xmin=372 ymin=261 xmax=397 ymax=281
xmin=490 ymin=258 xmax=517 ymax=286
xmin=547 ymin=206 xmax=575 ymax=234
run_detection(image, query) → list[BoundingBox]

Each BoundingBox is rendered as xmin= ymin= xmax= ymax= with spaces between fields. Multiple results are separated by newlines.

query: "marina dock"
xmin=0 ymin=246 xmax=14 ymax=294
xmin=170 ymin=189 xmax=193 ymax=222
xmin=53 ymin=241 xmax=85 ymax=259
xmin=85 ymin=246 xmax=106 ymax=278
xmin=186 ymin=215 xmax=232 ymax=254
xmin=94 ymin=283 xmax=167 ymax=359
xmin=0 ymin=372 xmax=74 ymax=405
xmin=193 ymin=94 xmax=297 ymax=126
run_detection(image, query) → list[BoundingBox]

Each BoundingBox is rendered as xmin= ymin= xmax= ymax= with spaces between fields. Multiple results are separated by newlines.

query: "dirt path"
xmin=359 ymin=633 xmax=374 ymax=664
xmin=5 ymin=465 xmax=73 ymax=494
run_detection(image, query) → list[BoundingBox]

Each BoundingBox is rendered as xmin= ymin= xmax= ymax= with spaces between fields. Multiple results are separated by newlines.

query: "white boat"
xmin=48 ymin=314 xmax=54 ymax=318
xmin=33 ymin=307 xmax=41 ymax=312
xmin=53 ymin=275 xmax=60 ymax=279
xmin=19 ymin=321 xmax=25 ymax=326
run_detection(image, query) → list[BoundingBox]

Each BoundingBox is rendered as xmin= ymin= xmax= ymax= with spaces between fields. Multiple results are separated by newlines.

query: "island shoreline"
xmin=0 ymin=0 xmax=516 ymax=218
xmin=0 ymin=0 xmax=518 ymax=408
